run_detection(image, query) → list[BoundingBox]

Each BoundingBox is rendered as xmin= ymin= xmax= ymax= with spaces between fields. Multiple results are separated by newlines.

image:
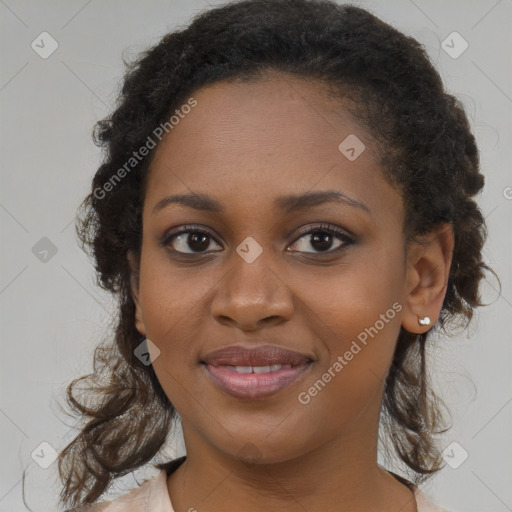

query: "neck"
xmin=167 ymin=389 xmax=417 ymax=512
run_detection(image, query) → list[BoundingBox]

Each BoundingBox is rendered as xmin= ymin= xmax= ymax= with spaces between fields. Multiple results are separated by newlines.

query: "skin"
xmin=128 ymin=72 xmax=454 ymax=512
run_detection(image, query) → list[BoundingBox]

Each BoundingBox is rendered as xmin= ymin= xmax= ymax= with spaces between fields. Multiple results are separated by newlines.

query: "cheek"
xmin=137 ymin=266 xmax=201 ymax=377
xmin=138 ymin=249 xmax=216 ymax=342
xmin=294 ymin=248 xmax=404 ymax=412
xmin=296 ymin=304 xmax=401 ymax=436
xmin=297 ymin=243 xmax=404 ymax=345
xmin=137 ymin=253 xmax=230 ymax=408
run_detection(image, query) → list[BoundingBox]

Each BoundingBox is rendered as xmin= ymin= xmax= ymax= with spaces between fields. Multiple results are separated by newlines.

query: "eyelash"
xmin=160 ymin=223 xmax=355 ymax=258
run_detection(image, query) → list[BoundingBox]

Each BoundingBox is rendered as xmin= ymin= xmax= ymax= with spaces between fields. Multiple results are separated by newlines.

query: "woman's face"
xmin=131 ymin=74 xmax=415 ymax=464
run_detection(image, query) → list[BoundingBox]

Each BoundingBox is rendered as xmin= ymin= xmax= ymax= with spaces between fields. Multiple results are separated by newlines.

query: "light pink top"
xmin=71 ymin=464 xmax=452 ymax=511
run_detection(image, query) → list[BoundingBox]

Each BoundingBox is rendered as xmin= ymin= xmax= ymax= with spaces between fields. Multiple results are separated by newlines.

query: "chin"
xmin=223 ymin=435 xmax=313 ymax=466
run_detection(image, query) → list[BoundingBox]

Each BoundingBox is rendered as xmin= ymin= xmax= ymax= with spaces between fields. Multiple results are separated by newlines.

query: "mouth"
xmin=200 ymin=344 xmax=314 ymax=399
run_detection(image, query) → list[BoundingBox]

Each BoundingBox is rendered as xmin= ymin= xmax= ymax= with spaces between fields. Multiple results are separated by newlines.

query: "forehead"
xmin=145 ymin=74 xmax=402 ymax=224
xmin=151 ymin=74 xmax=370 ymax=164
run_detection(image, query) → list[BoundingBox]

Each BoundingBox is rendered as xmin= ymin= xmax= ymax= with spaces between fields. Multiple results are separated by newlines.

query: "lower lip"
xmin=203 ymin=363 xmax=313 ymax=399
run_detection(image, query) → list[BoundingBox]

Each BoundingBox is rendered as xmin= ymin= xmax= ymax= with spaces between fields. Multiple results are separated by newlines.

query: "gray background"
xmin=1 ymin=0 xmax=511 ymax=511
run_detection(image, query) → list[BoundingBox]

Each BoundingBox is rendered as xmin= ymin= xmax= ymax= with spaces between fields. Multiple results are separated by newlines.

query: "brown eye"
xmin=162 ymin=226 xmax=222 ymax=254
xmin=288 ymin=224 xmax=354 ymax=254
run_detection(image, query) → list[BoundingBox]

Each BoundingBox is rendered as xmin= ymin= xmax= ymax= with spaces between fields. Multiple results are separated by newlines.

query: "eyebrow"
xmin=152 ymin=190 xmax=371 ymax=216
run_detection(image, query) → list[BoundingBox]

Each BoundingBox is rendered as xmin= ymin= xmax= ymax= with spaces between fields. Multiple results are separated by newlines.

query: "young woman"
xmin=58 ymin=1 xmax=494 ymax=511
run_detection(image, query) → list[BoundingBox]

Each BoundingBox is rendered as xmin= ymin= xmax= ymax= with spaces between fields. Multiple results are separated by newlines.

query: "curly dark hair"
xmin=50 ymin=0 xmax=497 ymax=509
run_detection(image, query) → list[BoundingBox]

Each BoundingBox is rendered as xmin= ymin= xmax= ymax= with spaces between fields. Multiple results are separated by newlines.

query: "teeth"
xmin=234 ymin=366 xmax=252 ymax=373
xmin=228 ymin=364 xmax=293 ymax=374
xmin=253 ymin=365 xmax=271 ymax=373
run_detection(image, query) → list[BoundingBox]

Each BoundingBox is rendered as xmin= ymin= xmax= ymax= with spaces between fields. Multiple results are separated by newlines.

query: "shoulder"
xmin=413 ymin=485 xmax=454 ymax=512
xmin=67 ymin=469 xmax=170 ymax=512
xmin=387 ymin=470 xmax=454 ymax=512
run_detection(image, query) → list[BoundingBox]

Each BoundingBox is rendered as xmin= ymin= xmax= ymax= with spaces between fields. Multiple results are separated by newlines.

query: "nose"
xmin=210 ymin=248 xmax=294 ymax=331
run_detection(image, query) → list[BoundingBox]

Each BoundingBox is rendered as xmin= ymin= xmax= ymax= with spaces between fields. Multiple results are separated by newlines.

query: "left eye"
xmin=289 ymin=224 xmax=354 ymax=254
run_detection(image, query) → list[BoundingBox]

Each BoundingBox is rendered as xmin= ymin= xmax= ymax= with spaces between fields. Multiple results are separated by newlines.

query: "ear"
xmin=127 ymin=250 xmax=146 ymax=337
xmin=401 ymin=223 xmax=455 ymax=334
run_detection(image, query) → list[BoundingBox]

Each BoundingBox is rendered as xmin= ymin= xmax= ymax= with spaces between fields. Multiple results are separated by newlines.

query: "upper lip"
xmin=201 ymin=344 xmax=314 ymax=367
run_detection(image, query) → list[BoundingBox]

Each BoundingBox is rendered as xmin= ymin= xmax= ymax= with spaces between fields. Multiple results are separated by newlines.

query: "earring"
xmin=418 ymin=316 xmax=431 ymax=326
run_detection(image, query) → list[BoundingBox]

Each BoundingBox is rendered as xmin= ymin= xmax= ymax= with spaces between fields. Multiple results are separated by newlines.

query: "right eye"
xmin=161 ymin=225 xmax=223 ymax=255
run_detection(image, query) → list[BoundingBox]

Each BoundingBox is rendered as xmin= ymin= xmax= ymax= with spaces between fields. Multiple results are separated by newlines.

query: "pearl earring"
xmin=418 ymin=316 xmax=431 ymax=326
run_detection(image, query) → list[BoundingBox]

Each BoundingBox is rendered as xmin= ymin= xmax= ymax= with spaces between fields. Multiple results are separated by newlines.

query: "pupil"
xmin=312 ymin=232 xmax=332 ymax=251
xmin=189 ymin=233 xmax=209 ymax=251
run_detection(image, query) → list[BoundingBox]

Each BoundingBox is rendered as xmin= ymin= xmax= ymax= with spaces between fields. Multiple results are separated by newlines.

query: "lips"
xmin=200 ymin=344 xmax=314 ymax=399
xmin=200 ymin=344 xmax=313 ymax=367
